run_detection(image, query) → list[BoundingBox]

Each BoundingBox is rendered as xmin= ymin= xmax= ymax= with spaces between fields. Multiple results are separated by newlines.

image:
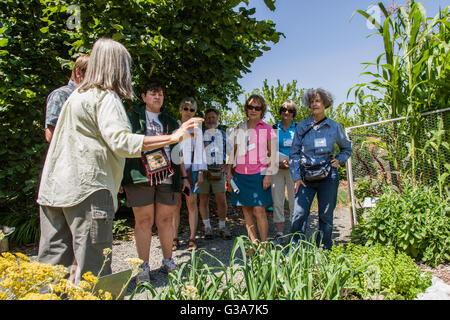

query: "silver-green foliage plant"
xmin=351 ymin=179 xmax=450 ymax=267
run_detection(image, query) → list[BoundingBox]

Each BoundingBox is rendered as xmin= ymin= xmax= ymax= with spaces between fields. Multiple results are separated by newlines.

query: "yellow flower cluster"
xmin=181 ymin=285 xmax=200 ymax=300
xmin=125 ymin=258 xmax=144 ymax=272
xmin=0 ymin=252 xmax=112 ymax=300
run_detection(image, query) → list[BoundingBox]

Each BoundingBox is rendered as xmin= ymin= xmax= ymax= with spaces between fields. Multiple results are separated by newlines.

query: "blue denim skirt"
xmin=230 ymin=172 xmax=273 ymax=207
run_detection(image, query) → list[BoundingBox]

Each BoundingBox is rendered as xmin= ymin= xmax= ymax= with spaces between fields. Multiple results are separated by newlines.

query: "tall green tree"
xmin=0 ymin=0 xmax=282 ymax=244
xmin=37 ymin=0 xmax=283 ymax=113
xmin=253 ymin=79 xmax=308 ymax=125
xmin=250 ymin=79 xmax=357 ymax=128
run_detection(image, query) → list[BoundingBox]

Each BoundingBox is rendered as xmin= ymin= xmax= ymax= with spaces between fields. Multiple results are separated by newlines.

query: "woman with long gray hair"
xmin=37 ymin=38 xmax=202 ymax=283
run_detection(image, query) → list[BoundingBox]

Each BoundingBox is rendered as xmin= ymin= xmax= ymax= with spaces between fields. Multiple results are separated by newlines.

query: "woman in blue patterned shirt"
xmin=289 ymin=88 xmax=352 ymax=250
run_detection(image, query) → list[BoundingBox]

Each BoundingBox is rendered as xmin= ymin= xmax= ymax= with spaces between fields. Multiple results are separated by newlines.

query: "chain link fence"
xmin=346 ymin=108 xmax=450 ymax=225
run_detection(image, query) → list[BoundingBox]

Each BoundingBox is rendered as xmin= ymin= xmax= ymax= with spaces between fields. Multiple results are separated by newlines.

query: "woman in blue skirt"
xmin=227 ymin=94 xmax=276 ymax=245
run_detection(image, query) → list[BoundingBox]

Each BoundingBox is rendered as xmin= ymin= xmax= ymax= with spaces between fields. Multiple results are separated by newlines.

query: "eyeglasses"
xmin=280 ymin=107 xmax=295 ymax=114
xmin=183 ymin=107 xmax=196 ymax=113
xmin=246 ymin=104 xmax=263 ymax=111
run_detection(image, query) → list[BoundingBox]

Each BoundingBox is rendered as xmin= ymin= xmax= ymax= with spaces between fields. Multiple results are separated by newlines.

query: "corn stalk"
xmin=351 ymin=1 xmax=449 ymax=182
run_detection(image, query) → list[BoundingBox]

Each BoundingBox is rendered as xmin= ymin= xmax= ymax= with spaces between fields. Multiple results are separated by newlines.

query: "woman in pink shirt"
xmin=227 ymin=94 xmax=276 ymax=246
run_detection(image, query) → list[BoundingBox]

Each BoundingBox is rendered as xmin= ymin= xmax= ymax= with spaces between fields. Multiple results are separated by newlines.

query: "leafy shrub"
xmin=351 ymin=180 xmax=450 ymax=267
xmin=112 ymin=218 xmax=133 ymax=241
xmin=329 ymin=243 xmax=432 ymax=300
xmin=0 ymin=210 xmax=40 ymax=246
xmin=0 ymin=0 xmax=281 ymax=245
xmin=354 ymin=177 xmax=383 ymax=202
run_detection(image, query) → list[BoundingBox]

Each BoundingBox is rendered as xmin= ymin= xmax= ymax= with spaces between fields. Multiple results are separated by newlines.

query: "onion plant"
xmin=131 ymin=236 xmax=375 ymax=300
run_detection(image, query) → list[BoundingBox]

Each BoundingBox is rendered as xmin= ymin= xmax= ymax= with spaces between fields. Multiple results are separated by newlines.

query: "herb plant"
xmin=329 ymin=242 xmax=432 ymax=300
xmin=351 ymin=179 xmax=450 ymax=267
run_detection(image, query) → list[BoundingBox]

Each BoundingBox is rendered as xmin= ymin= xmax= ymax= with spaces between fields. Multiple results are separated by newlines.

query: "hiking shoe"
xmin=204 ymin=226 xmax=213 ymax=239
xmin=136 ymin=262 xmax=150 ymax=284
xmin=161 ymin=258 xmax=177 ymax=274
xmin=218 ymin=226 xmax=231 ymax=240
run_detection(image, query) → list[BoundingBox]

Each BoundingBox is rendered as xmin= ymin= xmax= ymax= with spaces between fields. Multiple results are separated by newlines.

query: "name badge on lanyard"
xmin=283 ymin=138 xmax=293 ymax=147
xmin=314 ymin=137 xmax=327 ymax=148
xmin=245 ymin=135 xmax=256 ymax=152
xmin=247 ymin=143 xmax=256 ymax=152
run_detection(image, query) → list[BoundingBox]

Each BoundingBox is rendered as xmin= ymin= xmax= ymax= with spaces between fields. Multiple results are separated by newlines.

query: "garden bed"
xmin=7 ymin=203 xmax=448 ymax=300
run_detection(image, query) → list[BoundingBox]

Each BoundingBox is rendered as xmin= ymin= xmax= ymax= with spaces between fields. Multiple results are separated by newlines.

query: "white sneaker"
xmin=136 ymin=262 xmax=150 ymax=284
xmin=161 ymin=258 xmax=177 ymax=274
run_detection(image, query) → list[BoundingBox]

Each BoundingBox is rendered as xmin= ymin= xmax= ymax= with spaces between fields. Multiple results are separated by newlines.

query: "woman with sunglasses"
xmin=270 ymin=100 xmax=298 ymax=244
xmin=173 ymin=97 xmax=207 ymax=251
xmin=227 ymin=94 xmax=276 ymax=249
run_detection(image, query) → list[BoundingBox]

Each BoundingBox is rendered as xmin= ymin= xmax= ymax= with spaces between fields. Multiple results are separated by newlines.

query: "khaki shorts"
xmin=123 ymin=183 xmax=178 ymax=207
xmin=198 ymin=173 xmax=226 ymax=194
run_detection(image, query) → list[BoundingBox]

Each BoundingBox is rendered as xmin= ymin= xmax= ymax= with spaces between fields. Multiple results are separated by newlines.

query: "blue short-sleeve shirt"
xmin=274 ymin=121 xmax=296 ymax=156
xmin=45 ymin=80 xmax=76 ymax=128
xmin=203 ymin=128 xmax=229 ymax=166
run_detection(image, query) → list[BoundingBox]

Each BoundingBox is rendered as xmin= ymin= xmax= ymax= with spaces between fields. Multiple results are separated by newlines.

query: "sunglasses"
xmin=280 ymin=107 xmax=295 ymax=114
xmin=183 ymin=107 xmax=196 ymax=113
xmin=246 ymin=104 xmax=263 ymax=111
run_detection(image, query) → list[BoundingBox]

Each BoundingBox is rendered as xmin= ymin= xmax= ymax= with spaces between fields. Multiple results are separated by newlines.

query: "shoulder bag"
xmin=300 ymin=117 xmax=332 ymax=182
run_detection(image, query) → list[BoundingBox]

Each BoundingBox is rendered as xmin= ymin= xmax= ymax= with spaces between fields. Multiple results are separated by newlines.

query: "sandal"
xmin=172 ymin=238 xmax=179 ymax=251
xmin=246 ymin=247 xmax=256 ymax=258
xmin=187 ymin=238 xmax=197 ymax=251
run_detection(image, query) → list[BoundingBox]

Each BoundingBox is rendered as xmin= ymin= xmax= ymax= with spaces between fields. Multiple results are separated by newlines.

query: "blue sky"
xmin=235 ymin=0 xmax=448 ymax=110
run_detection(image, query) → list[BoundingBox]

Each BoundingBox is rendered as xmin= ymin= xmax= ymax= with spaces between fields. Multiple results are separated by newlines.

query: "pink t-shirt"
xmin=235 ymin=120 xmax=276 ymax=175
